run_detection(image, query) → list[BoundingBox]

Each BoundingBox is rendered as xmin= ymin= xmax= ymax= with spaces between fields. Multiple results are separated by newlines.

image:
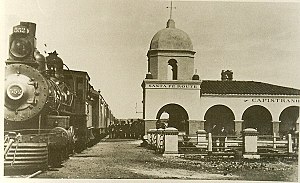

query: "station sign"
xmin=244 ymin=98 xmax=300 ymax=103
xmin=145 ymin=83 xmax=200 ymax=90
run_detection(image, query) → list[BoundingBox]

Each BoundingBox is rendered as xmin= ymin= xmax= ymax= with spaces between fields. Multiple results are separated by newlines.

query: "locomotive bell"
xmin=34 ymin=50 xmax=46 ymax=71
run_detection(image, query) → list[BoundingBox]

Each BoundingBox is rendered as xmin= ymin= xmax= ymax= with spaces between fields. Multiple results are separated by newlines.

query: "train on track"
xmin=4 ymin=22 xmax=117 ymax=174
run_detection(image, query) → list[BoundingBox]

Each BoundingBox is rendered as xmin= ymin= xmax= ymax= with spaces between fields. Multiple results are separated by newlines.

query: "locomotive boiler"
xmin=4 ymin=22 xmax=116 ymax=174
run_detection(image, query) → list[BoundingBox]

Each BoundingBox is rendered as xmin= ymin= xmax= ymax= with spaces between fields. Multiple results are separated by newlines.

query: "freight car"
xmin=4 ymin=22 xmax=116 ymax=174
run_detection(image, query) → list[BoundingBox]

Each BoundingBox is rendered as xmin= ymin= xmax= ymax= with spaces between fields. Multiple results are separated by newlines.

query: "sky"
xmin=1 ymin=0 xmax=300 ymax=119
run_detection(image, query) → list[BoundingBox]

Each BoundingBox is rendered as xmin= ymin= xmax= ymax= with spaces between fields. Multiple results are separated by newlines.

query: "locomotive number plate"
xmin=7 ymin=84 xmax=23 ymax=100
xmin=13 ymin=26 xmax=29 ymax=34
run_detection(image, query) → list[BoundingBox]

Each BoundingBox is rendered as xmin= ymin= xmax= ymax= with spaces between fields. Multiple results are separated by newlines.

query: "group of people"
xmin=107 ymin=119 xmax=145 ymax=139
xmin=211 ymin=125 xmax=227 ymax=151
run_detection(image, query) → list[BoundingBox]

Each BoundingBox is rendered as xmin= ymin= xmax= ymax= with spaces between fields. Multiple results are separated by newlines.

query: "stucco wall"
xmin=143 ymin=80 xmax=201 ymax=120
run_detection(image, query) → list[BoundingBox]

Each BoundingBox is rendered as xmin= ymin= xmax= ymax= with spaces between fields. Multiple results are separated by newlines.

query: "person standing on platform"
xmin=124 ymin=122 xmax=129 ymax=139
xmin=111 ymin=124 xmax=115 ymax=139
xmin=115 ymin=124 xmax=120 ymax=139
xmin=211 ymin=125 xmax=218 ymax=152
xmin=108 ymin=124 xmax=112 ymax=138
xmin=219 ymin=126 xmax=227 ymax=151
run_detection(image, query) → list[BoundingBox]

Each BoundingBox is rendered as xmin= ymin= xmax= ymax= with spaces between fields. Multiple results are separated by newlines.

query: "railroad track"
xmin=5 ymin=170 xmax=43 ymax=178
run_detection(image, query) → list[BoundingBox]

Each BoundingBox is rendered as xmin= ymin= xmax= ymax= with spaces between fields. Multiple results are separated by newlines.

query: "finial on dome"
xmin=166 ymin=1 xmax=176 ymax=28
xmin=166 ymin=19 xmax=175 ymax=28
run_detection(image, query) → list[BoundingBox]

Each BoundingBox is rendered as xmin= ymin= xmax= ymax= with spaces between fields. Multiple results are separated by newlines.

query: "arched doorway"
xmin=242 ymin=105 xmax=272 ymax=135
xmin=156 ymin=104 xmax=189 ymax=133
xmin=204 ymin=105 xmax=235 ymax=135
xmin=279 ymin=106 xmax=299 ymax=135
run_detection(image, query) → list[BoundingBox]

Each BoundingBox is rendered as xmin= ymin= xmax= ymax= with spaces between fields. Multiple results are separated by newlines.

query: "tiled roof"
xmin=201 ymin=80 xmax=300 ymax=95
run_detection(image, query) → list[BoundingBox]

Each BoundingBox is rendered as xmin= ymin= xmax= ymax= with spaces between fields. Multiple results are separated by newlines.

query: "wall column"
xmin=200 ymin=120 xmax=205 ymax=131
xmin=188 ymin=120 xmax=201 ymax=135
xmin=272 ymin=121 xmax=280 ymax=136
xmin=234 ymin=120 xmax=243 ymax=136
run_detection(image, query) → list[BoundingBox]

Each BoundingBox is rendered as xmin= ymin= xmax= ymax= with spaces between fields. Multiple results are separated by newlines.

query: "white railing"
xmin=146 ymin=128 xmax=299 ymax=158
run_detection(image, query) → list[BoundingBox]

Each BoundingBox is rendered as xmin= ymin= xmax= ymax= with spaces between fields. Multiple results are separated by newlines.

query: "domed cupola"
xmin=150 ymin=19 xmax=193 ymax=51
xmin=147 ymin=18 xmax=196 ymax=81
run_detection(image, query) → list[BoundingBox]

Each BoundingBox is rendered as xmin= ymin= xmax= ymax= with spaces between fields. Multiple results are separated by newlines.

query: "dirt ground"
xmin=35 ymin=138 xmax=298 ymax=181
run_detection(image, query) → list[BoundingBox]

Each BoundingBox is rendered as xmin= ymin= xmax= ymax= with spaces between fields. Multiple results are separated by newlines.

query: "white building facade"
xmin=142 ymin=18 xmax=300 ymax=136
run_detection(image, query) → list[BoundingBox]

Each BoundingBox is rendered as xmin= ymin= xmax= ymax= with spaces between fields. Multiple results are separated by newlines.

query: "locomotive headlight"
xmin=10 ymin=38 xmax=32 ymax=59
xmin=7 ymin=84 xmax=24 ymax=100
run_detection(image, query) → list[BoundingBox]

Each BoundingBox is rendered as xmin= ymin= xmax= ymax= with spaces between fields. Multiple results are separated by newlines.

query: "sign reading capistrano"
xmin=247 ymin=98 xmax=300 ymax=103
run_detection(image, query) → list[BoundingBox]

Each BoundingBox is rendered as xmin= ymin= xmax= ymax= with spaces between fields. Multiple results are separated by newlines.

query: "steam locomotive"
xmin=4 ymin=22 xmax=116 ymax=174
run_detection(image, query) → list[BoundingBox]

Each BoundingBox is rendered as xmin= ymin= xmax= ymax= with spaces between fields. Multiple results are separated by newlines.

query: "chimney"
xmin=221 ymin=70 xmax=233 ymax=81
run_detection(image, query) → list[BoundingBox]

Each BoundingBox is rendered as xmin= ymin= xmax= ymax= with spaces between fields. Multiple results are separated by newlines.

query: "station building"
xmin=142 ymin=18 xmax=300 ymax=136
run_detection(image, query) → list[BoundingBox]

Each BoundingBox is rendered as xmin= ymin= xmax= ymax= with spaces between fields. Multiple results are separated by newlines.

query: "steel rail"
xmin=26 ymin=170 xmax=43 ymax=178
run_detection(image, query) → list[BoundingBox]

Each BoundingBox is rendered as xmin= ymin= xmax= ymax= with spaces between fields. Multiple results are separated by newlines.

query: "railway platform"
xmin=6 ymin=137 xmax=296 ymax=181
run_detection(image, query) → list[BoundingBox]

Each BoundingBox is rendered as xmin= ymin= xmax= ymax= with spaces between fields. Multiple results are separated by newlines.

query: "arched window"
xmin=168 ymin=59 xmax=178 ymax=80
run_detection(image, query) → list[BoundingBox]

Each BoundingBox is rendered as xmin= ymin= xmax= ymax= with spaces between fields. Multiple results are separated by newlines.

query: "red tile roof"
xmin=201 ymin=80 xmax=300 ymax=95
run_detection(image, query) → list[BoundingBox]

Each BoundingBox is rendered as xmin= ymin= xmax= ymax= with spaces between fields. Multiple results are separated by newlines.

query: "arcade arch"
xmin=279 ymin=106 xmax=299 ymax=135
xmin=156 ymin=103 xmax=188 ymax=133
xmin=204 ymin=105 xmax=235 ymax=135
xmin=242 ymin=105 xmax=273 ymax=135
